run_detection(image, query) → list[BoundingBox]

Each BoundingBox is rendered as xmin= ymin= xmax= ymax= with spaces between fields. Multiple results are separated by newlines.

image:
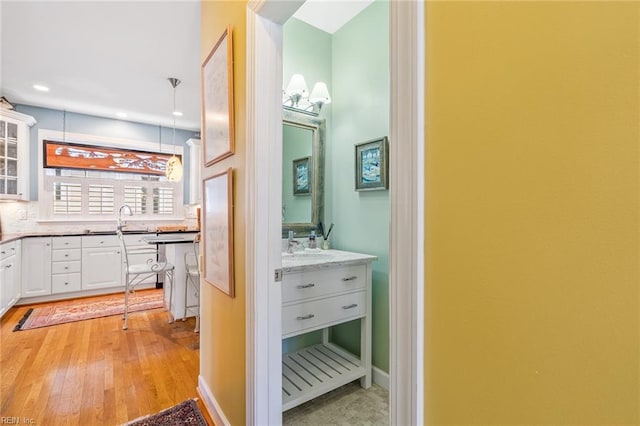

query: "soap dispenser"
xmin=308 ymin=230 xmax=317 ymax=249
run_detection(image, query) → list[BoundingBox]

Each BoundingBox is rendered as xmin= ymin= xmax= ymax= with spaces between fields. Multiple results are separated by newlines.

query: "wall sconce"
xmin=282 ymin=74 xmax=331 ymax=115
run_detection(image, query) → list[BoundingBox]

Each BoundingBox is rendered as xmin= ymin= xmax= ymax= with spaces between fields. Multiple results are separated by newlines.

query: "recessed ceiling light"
xmin=116 ymin=112 xmax=128 ymax=118
xmin=33 ymin=84 xmax=49 ymax=92
xmin=172 ymin=111 xmax=183 ymax=117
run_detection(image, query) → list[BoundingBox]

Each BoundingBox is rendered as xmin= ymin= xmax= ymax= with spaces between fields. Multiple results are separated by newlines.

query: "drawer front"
xmin=282 ymin=264 xmax=366 ymax=304
xmin=82 ymin=235 xmax=119 ymax=248
xmin=52 ymin=273 xmax=82 ymax=293
xmin=0 ymin=241 xmax=17 ymax=261
xmin=52 ymin=248 xmax=81 ymax=262
xmin=52 ymin=260 xmax=81 ymax=274
xmin=52 ymin=236 xmax=81 ymax=249
xmin=123 ymin=233 xmax=155 ymax=247
xmin=282 ymin=291 xmax=366 ymax=337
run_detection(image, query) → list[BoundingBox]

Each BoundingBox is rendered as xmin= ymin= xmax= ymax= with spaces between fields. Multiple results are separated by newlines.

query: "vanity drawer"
xmin=52 ymin=248 xmax=81 ymax=262
xmin=282 ymin=264 xmax=366 ymax=304
xmin=52 ymin=236 xmax=81 ymax=249
xmin=52 ymin=260 xmax=81 ymax=274
xmin=282 ymin=291 xmax=366 ymax=337
xmin=82 ymin=235 xmax=119 ymax=248
xmin=52 ymin=273 xmax=82 ymax=293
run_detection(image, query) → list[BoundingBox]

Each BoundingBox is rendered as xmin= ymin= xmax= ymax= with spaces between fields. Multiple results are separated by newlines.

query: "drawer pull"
xmin=296 ymin=314 xmax=315 ymax=320
xmin=342 ymin=276 xmax=358 ymax=282
xmin=64 ymin=254 xmax=69 ymax=257
xmin=64 ymin=266 xmax=69 ymax=270
xmin=0 ymin=251 xmax=5 ymax=255
xmin=65 ymin=242 xmax=69 ymax=245
xmin=342 ymin=303 xmax=358 ymax=310
xmin=5 ymin=264 xmax=12 ymax=269
xmin=64 ymin=282 xmax=69 ymax=285
xmin=296 ymin=283 xmax=315 ymax=289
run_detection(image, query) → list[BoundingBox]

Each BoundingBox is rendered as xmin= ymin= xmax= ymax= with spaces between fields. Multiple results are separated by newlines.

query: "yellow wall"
xmin=425 ymin=2 xmax=639 ymax=424
xmin=200 ymin=2 xmax=247 ymax=425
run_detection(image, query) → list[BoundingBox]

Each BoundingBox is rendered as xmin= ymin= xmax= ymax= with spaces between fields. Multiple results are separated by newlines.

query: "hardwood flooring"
xmin=0 ymin=292 xmax=210 ymax=425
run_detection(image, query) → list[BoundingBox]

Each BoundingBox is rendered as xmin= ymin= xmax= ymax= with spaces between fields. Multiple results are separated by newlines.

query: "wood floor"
xmin=0 ymin=292 xmax=211 ymax=425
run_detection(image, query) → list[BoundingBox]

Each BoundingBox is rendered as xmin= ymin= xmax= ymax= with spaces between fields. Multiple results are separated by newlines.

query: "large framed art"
xmin=202 ymin=25 xmax=235 ymax=167
xmin=202 ymin=168 xmax=234 ymax=297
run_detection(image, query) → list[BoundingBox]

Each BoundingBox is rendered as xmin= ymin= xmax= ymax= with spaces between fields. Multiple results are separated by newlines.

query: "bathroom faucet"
xmin=287 ymin=230 xmax=300 ymax=253
xmin=117 ymin=204 xmax=133 ymax=231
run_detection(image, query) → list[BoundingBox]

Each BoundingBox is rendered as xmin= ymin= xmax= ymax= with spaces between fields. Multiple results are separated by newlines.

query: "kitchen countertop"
xmin=0 ymin=228 xmax=200 ymax=244
xmin=281 ymin=249 xmax=377 ymax=273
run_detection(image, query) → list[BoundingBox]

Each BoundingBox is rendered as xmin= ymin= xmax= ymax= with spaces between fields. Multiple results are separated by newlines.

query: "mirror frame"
xmin=282 ymin=107 xmax=325 ymax=238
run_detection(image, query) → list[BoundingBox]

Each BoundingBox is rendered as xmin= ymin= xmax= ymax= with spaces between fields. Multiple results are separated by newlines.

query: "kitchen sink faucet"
xmin=117 ymin=204 xmax=133 ymax=231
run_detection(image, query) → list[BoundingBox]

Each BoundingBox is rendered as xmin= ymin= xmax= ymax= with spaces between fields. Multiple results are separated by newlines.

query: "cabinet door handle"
xmin=46 ymin=243 xmax=50 ymax=247
xmin=64 ymin=282 xmax=69 ymax=285
xmin=342 ymin=303 xmax=358 ymax=310
xmin=5 ymin=264 xmax=12 ymax=269
xmin=296 ymin=314 xmax=315 ymax=320
xmin=342 ymin=276 xmax=358 ymax=281
xmin=65 ymin=242 xmax=69 ymax=245
xmin=296 ymin=283 xmax=315 ymax=289
xmin=0 ymin=251 xmax=5 ymax=255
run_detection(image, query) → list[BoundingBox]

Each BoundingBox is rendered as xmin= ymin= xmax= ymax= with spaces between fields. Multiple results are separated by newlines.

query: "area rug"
xmin=123 ymin=399 xmax=207 ymax=426
xmin=14 ymin=290 xmax=163 ymax=331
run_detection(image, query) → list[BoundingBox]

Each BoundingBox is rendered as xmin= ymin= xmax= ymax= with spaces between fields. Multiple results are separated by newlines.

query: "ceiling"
xmin=0 ymin=1 xmax=372 ymax=132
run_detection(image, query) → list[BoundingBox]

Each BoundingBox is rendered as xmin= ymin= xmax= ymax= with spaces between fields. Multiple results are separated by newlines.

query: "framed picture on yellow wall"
xmin=202 ymin=167 xmax=235 ymax=297
xmin=202 ymin=25 xmax=234 ymax=167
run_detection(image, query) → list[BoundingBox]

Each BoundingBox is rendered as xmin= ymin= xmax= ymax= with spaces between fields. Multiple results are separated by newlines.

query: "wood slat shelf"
xmin=282 ymin=343 xmax=366 ymax=411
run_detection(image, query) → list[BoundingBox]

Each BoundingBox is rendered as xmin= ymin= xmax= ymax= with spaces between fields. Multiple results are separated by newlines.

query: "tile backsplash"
xmin=0 ymin=201 xmax=199 ymax=235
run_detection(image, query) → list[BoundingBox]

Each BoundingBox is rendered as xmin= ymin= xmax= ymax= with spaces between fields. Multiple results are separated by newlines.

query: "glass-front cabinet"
xmin=0 ymin=110 xmax=36 ymax=200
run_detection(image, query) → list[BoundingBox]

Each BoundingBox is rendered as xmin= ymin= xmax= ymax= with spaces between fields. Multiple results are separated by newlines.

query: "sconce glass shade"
xmin=166 ymin=154 xmax=183 ymax=181
xmin=309 ymin=82 xmax=332 ymax=106
xmin=286 ymin=74 xmax=309 ymax=96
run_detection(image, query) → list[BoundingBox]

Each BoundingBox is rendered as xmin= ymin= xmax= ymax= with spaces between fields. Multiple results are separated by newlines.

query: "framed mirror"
xmin=282 ymin=107 xmax=325 ymax=238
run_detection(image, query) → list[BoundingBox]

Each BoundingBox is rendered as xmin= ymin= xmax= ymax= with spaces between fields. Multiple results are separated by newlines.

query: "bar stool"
xmin=116 ymin=228 xmax=174 ymax=330
xmin=184 ymin=234 xmax=200 ymax=332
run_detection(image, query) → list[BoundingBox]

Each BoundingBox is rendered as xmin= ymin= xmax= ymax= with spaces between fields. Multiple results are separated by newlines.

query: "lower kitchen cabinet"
xmin=81 ymin=235 xmax=123 ymax=290
xmin=21 ymin=237 xmax=52 ymax=297
xmin=0 ymin=240 xmax=21 ymax=317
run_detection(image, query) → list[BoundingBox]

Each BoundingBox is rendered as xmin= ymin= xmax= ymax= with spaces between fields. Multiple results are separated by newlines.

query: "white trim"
xmin=0 ymin=109 xmax=36 ymax=127
xmin=246 ymin=2 xmax=285 ymax=425
xmin=373 ymin=366 xmax=390 ymax=391
xmin=198 ymin=375 xmax=231 ymax=426
xmin=389 ymin=1 xmax=425 ymax=425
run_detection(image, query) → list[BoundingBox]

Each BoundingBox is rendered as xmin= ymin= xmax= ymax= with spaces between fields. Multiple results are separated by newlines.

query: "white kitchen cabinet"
xmin=0 ymin=240 xmax=21 ymax=317
xmin=21 ymin=237 xmax=52 ymax=297
xmin=51 ymin=236 xmax=82 ymax=294
xmin=0 ymin=110 xmax=35 ymax=201
xmin=81 ymin=235 xmax=122 ymax=290
xmin=280 ymin=251 xmax=376 ymax=411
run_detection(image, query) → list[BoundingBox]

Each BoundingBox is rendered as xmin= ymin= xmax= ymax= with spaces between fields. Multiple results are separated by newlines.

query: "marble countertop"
xmin=281 ymin=249 xmax=377 ymax=273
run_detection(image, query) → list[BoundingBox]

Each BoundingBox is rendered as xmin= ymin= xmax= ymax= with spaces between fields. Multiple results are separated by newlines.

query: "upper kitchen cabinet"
xmin=0 ymin=109 xmax=36 ymax=201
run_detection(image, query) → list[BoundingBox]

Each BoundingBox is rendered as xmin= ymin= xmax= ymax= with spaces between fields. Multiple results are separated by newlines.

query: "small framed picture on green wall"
xmin=355 ymin=136 xmax=389 ymax=191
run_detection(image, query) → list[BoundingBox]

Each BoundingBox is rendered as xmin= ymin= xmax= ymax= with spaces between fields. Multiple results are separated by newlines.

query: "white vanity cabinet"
xmin=280 ymin=250 xmax=376 ymax=411
xmin=81 ymin=235 xmax=123 ymax=290
xmin=0 ymin=240 xmax=21 ymax=317
xmin=21 ymin=237 xmax=52 ymax=297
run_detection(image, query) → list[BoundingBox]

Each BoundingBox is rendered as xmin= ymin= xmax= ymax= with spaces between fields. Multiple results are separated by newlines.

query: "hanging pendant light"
xmin=166 ymin=77 xmax=183 ymax=182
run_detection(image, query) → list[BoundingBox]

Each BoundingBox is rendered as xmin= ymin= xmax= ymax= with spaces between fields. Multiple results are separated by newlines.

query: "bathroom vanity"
xmin=280 ymin=249 xmax=377 ymax=411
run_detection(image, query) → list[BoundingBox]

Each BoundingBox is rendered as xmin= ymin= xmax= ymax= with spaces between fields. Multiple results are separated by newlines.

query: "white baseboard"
xmin=197 ymin=375 xmax=231 ymax=426
xmin=372 ymin=366 xmax=389 ymax=390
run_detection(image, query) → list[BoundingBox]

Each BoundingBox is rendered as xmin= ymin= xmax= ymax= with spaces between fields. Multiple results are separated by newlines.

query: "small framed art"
xmin=355 ymin=136 xmax=389 ymax=191
xmin=293 ymin=156 xmax=311 ymax=195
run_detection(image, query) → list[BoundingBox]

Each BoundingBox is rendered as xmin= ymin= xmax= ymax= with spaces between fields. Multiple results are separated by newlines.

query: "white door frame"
xmin=245 ymin=1 xmax=425 ymax=424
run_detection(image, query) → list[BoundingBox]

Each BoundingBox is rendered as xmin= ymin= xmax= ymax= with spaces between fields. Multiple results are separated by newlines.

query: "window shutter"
xmin=53 ymin=182 xmax=82 ymax=214
xmin=88 ymin=184 xmax=115 ymax=214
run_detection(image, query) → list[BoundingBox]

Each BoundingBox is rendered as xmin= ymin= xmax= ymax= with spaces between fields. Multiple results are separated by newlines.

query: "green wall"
xmin=282 ymin=1 xmax=390 ymax=373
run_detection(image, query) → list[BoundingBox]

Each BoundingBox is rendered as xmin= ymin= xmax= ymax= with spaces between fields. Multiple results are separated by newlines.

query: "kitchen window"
xmin=38 ymin=131 xmax=183 ymax=222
